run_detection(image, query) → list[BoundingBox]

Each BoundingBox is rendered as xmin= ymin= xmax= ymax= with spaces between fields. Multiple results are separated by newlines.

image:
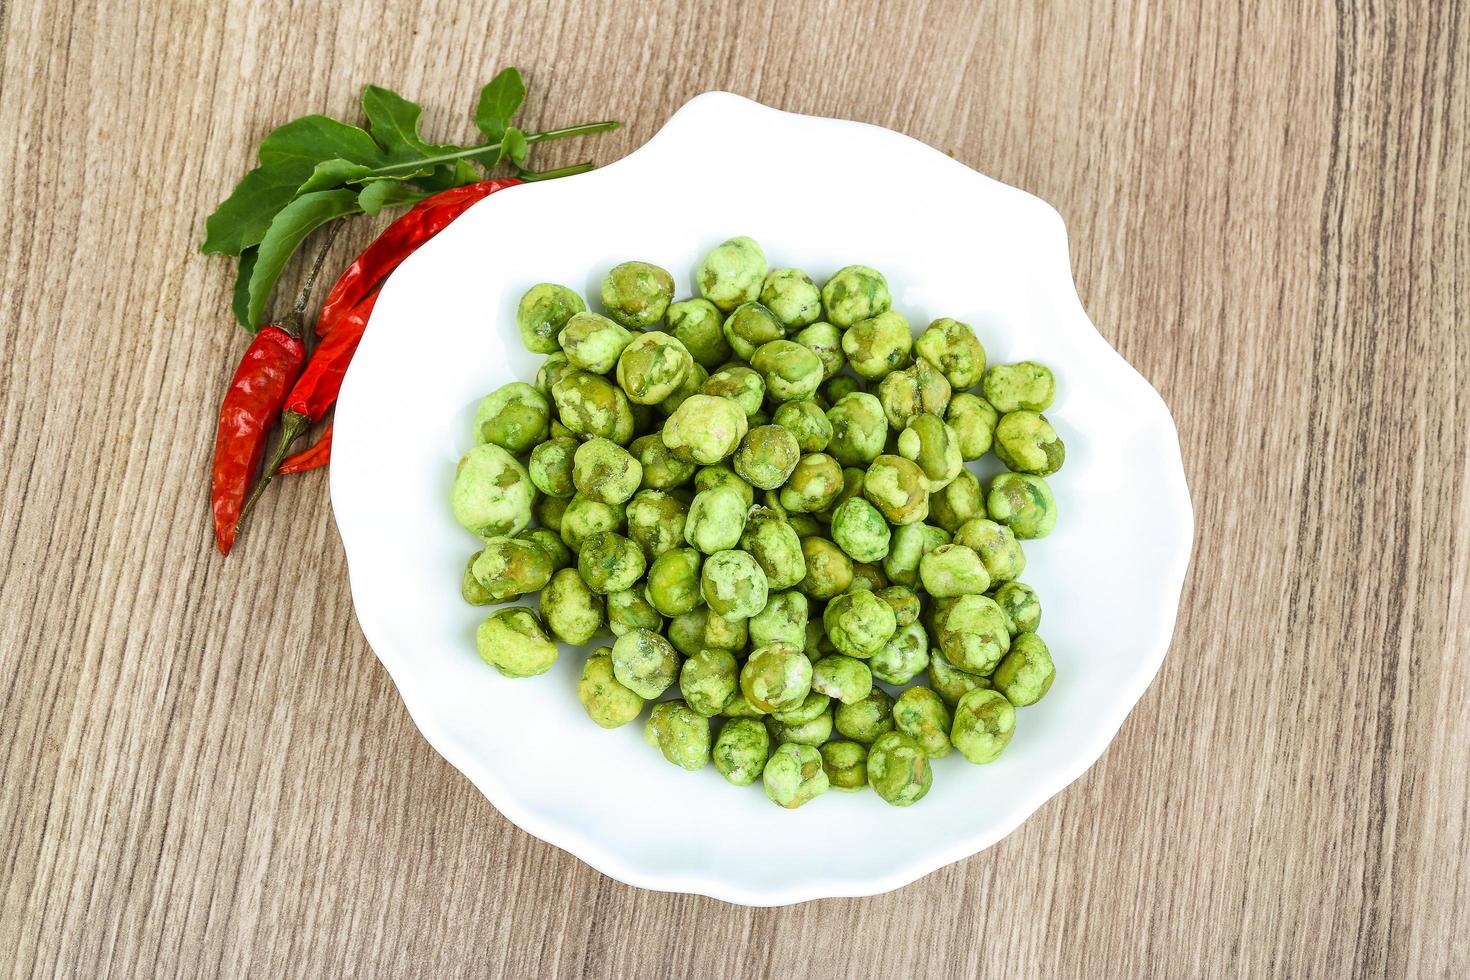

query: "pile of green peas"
xmin=452 ymin=236 xmax=1064 ymax=809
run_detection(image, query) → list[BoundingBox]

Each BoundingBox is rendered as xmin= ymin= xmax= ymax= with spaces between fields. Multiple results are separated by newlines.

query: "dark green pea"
xmin=461 ymin=552 xmax=495 ymax=605
xmin=551 ymin=370 xmax=635 ymax=444
xmin=866 ymin=731 xmax=932 ymax=806
xmin=601 ymin=260 xmax=674 ymax=328
xmin=534 ymin=494 xmax=568 ymax=534
xmin=786 ymin=512 xmax=824 ymax=538
xmin=820 ymin=741 xmax=869 ymax=791
xmin=577 ymin=531 xmax=646 ymax=594
xmin=680 ymin=648 xmax=739 ymax=716
xmin=992 ymin=631 xmax=1055 ymax=705
xmin=703 ymin=609 xmax=749 ymax=653
xmin=606 ymin=586 xmax=664 ymax=637
xmin=644 ymin=699 xmax=710 ymax=770
xmin=612 ymin=627 xmax=679 ymax=698
xmin=834 ymin=686 xmax=895 ymax=743
xmin=848 ymin=561 xmax=888 ymax=593
xmin=517 ymin=525 xmax=570 ymax=571
xmin=667 ymin=298 xmax=732 ymax=368
xmin=624 ymin=489 xmax=688 ymax=561
xmin=548 ymin=418 xmax=577 ymax=441
xmin=893 ymin=686 xmax=952 ymax=758
xmin=914 ymin=317 xmax=986 ymax=390
xmin=811 ymin=655 xmax=874 ymax=705
xmin=990 ymin=581 xmax=1041 ymax=635
xmin=822 ymin=374 xmax=863 ymax=404
xmin=646 ymin=547 xmax=704 ymax=616
xmin=797 ymin=536 xmax=853 ymax=600
xmin=516 ymin=283 xmax=584 ymax=353
xmin=829 ymin=497 xmax=891 ymax=563
xmin=760 ymin=268 xmax=822 ymax=329
xmin=471 ymin=535 xmax=554 ymax=600
xmin=982 ymin=361 xmax=1056 ymax=413
xmin=572 ymin=438 xmax=643 ymax=505
xmin=842 ymin=310 xmax=912 ymax=380
xmin=476 ymin=607 xmax=557 ymax=678
xmin=946 ymin=393 xmax=999 ymax=460
xmin=714 ymin=717 xmax=770 ymax=785
xmin=826 ymin=392 xmax=888 ymax=467
xmin=951 ymin=688 xmax=1016 ymax=764
xmin=993 ymin=410 xmax=1065 ymax=475
xmin=820 ymin=265 xmax=891 ymax=327
xmin=577 ymin=649 xmax=644 ymax=727
xmin=793 ymin=321 xmax=846 ymax=379
xmin=870 ymin=620 xmax=930 ymax=684
xmin=540 ymin=566 xmax=604 ymax=644
xmin=988 ymin=472 xmax=1057 ymax=539
xmin=777 ymin=452 xmax=844 ymax=512
xmin=474 ymin=382 xmax=550 ymax=454
xmin=929 ymin=468 xmax=985 ymax=532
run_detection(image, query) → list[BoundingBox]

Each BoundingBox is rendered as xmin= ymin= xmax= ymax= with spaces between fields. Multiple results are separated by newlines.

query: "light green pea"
xmin=777 ymin=452 xmax=844 ymax=514
xmin=946 ymin=393 xmax=1000 ymax=460
xmin=602 ymin=260 xmax=674 ymax=328
xmin=951 ymin=688 xmax=1016 ymax=763
xmin=760 ymin=268 xmax=822 ymax=329
xmin=516 ymin=283 xmax=584 ymax=353
xmin=694 ymin=461 xmax=755 ymax=507
xmin=866 ymin=732 xmax=933 ymax=806
xmin=476 ymin=607 xmax=558 ymax=678
xmin=559 ymin=311 xmax=635 ymax=374
xmin=629 ymin=434 xmax=695 ymax=491
xmin=953 ymin=518 xmax=1027 ymax=583
xmin=882 ymin=522 xmax=950 ymax=588
xmin=461 ymin=552 xmax=495 ymax=605
xmin=715 ymin=717 xmax=770 ymax=785
xmin=560 ymin=493 xmax=624 ymax=551
xmin=606 ymin=586 xmax=663 ymax=637
xmin=811 ymin=655 xmax=874 ymax=705
xmin=624 ymin=489 xmax=688 ymax=561
xmin=982 ymin=361 xmax=1056 ymax=413
xmin=573 ymin=438 xmax=643 ymax=505
xmin=834 ymin=687 xmax=896 ymax=744
xmin=722 ymin=302 xmax=785 ymax=361
xmin=826 ymin=392 xmax=889 ymax=467
xmin=797 ymin=537 xmax=853 ymax=600
xmin=537 ymin=567 xmax=603 ymax=644
xmin=657 ymin=361 xmax=708 ymax=416
xmin=646 ymin=547 xmax=704 ymax=616
xmin=897 ymin=414 xmax=964 ymax=491
xmin=823 ymin=589 xmax=898 ymax=658
xmin=749 ymin=590 xmax=809 ymax=648
xmin=701 ymin=549 xmax=769 ymax=618
xmin=993 ymin=631 xmax=1055 ymax=706
xmin=451 ymin=443 xmax=535 ymax=539
xmin=988 ymin=472 xmax=1057 ymax=539
xmin=697 ymin=236 xmax=767 ymax=311
xmin=914 ymin=317 xmax=986 ymax=390
xmin=739 ymin=508 xmax=807 ymax=590
xmin=870 ymin=620 xmax=930 ymax=684
xmin=822 ymin=374 xmax=863 ymax=404
xmin=680 ymin=648 xmax=739 ymax=716
xmin=685 ymin=486 xmax=749 ymax=554
xmin=821 ymin=741 xmax=869 ymax=791
xmin=993 ymin=410 xmax=1065 ymax=476
xmin=863 ymin=454 xmax=929 ymax=525
xmin=733 ymin=425 xmax=801 ymax=490
xmin=934 ymin=593 xmax=1012 ymax=674
xmin=577 ymin=531 xmax=646 ymax=594
xmin=667 ymin=298 xmax=732 ymax=368
xmin=702 ymin=363 xmax=766 ymax=417
xmin=772 ymin=400 xmax=832 ymax=453
xmin=644 ymin=699 xmax=710 ymax=770
xmin=611 ymin=627 xmax=679 ymax=698
xmin=792 ymin=321 xmax=846 ymax=379
xmin=751 ymin=339 xmax=823 ymax=403
xmin=667 ymin=607 xmax=709 ymax=657
xmin=842 ymin=310 xmax=912 ymax=380
xmin=919 ymin=543 xmax=992 ymax=597
xmin=721 ymin=689 xmax=768 ymax=718
xmin=616 ymin=331 xmax=692 ymax=404
xmin=893 ymin=686 xmax=952 ymax=758
xmin=929 ymin=468 xmax=985 ymax=533
xmin=990 ymin=581 xmax=1041 ymax=634
xmin=662 ymin=394 xmax=749 ymax=464
xmin=528 ymin=437 xmax=578 ymax=498
xmin=804 ymin=618 xmax=835 ymax=663
xmin=474 ymin=382 xmax=550 ymax=454
xmin=740 ymin=642 xmax=812 ymax=712
xmin=820 ymin=265 xmax=891 ymax=327
xmin=766 ymin=707 xmax=834 ymax=747
xmin=518 ymin=531 xmax=566 ymax=571
xmin=829 ymin=497 xmax=891 ymax=563
xmin=875 ymin=585 xmax=922 ymax=628
xmin=536 ymin=351 xmax=575 ymax=396
xmin=763 ymin=742 xmax=829 ymax=808
xmin=703 ymin=609 xmax=749 ymax=653
xmin=534 ymin=495 xmax=568 ymax=535
xmin=578 ymin=649 xmax=644 ymax=728
xmin=817 ymin=466 xmax=866 ymax=523
xmin=929 ymin=652 xmax=992 ymax=708
xmin=849 ymin=562 xmax=888 ymax=594
xmin=471 ymin=536 xmax=553 ymax=600
xmin=551 ymin=370 xmax=635 ymax=444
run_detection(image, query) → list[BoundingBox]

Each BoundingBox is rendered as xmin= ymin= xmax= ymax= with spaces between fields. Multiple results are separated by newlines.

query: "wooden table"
xmin=3 ymin=1 xmax=1466 ymax=976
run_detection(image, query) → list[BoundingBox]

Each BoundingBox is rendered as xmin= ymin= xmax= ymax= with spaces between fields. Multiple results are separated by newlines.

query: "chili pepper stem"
xmin=237 ymin=410 xmax=311 ymax=530
xmin=370 ymin=120 xmax=620 ymax=175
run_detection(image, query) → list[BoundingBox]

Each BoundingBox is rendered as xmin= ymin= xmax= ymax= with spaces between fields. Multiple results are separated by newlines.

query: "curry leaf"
xmin=296 ymin=158 xmax=376 ymax=196
xmin=232 ymin=248 xmax=259 ymax=326
xmin=501 ymin=127 xmax=529 ymax=166
xmin=258 ymin=115 xmax=386 ymax=171
xmin=475 ymin=68 xmax=525 ymax=142
xmin=202 ymin=166 xmax=310 ymax=255
xmin=246 ymin=190 xmax=361 ymax=329
xmin=358 ymin=180 xmax=430 ymax=215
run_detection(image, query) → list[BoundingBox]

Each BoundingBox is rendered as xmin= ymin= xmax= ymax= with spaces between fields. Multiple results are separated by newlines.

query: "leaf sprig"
xmin=203 ymin=68 xmax=618 ymax=329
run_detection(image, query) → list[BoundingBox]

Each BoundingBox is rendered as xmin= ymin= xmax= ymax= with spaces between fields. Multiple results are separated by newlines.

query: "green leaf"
xmin=232 ymin=248 xmax=259 ymax=327
xmin=475 ymin=68 xmax=525 ymax=142
xmin=296 ymin=158 xmax=375 ymax=196
xmin=502 ymin=127 xmax=529 ymax=165
xmin=358 ymin=180 xmax=430 ymax=215
xmin=202 ymin=165 xmax=309 ymax=255
xmin=258 ymin=115 xmax=386 ymax=171
xmin=246 ymin=190 xmax=361 ymax=329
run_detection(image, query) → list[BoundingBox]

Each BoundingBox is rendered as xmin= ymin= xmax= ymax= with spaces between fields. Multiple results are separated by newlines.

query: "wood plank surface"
xmin=2 ymin=0 xmax=1467 ymax=976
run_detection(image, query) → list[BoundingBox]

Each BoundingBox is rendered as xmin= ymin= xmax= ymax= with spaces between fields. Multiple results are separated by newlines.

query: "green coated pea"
xmin=982 ymin=361 xmax=1056 ymax=413
xmin=749 ymin=590 xmax=809 ymax=648
xmin=866 ymin=731 xmax=933 ymax=806
xmin=994 ymin=410 xmax=1065 ymax=476
xmin=616 ymin=331 xmax=692 ymax=405
xmin=474 ymin=382 xmax=550 ymax=454
xmin=776 ymin=452 xmax=844 ymax=513
xmin=657 ymin=361 xmax=708 ymax=416
xmin=919 ymin=543 xmax=992 ymax=597
xmin=760 ymin=268 xmax=822 ymax=329
xmin=766 ymin=706 xmax=834 ymax=747
xmin=882 ymin=522 xmax=950 ymax=588
xmin=702 ymin=364 xmax=766 ymax=419
xmin=701 ymin=549 xmax=769 ymax=619
xmin=624 ymin=489 xmax=688 ymax=561
xmin=988 ymin=472 xmax=1057 ymax=539
xmin=822 ymin=374 xmax=863 ymax=404
xmin=848 ymin=562 xmax=888 ymax=593
xmin=606 ymin=586 xmax=664 ymax=637
xmin=539 ymin=567 xmax=604 ymax=644
xmin=870 ymin=620 xmax=930 ymax=684
xmin=661 ymin=394 xmax=749 ymax=464
xmin=792 ymin=321 xmax=846 ymax=379
xmin=722 ymin=302 xmax=785 ymax=362
xmin=646 ymin=547 xmax=704 ymax=616
xmin=551 ymin=371 xmax=635 ymax=444
xmin=644 ymin=699 xmax=711 ymax=770
xmin=629 ymin=434 xmax=696 ymax=491
xmin=820 ymin=741 xmax=869 ymax=791
xmin=721 ymin=689 xmax=768 ymax=718
xmin=611 ymin=628 xmax=679 ymax=698
xmin=577 ymin=531 xmax=646 ymax=594
xmin=602 ymin=260 xmax=675 ymax=328
xmin=451 ymin=443 xmax=535 ymax=539
xmin=559 ymin=311 xmax=636 ymax=374
xmin=516 ymin=283 xmax=584 ymax=353
xmin=536 ymin=351 xmax=575 ymax=396
xmin=826 ymin=392 xmax=889 ymax=467
xmin=560 ymin=493 xmax=625 ymax=551
xmin=893 ymin=686 xmax=952 ymax=758
xmin=787 ymin=512 xmax=824 ymax=538
xmin=862 ymin=454 xmax=930 ymax=525
xmin=703 ymin=609 xmax=749 ymax=653
xmin=733 ymin=425 xmax=801 ymax=490
xmin=829 ymin=496 xmax=891 ymax=563
xmin=461 ymin=550 xmax=496 ymax=605
xmin=914 ymin=317 xmax=986 ymax=390
xmin=697 ymin=236 xmax=767 ymax=312
xmin=817 ymin=467 xmax=866 ymax=523
xmin=667 ymin=298 xmax=732 ymax=368
xmin=897 ymin=414 xmax=964 ymax=491
xmin=953 ymin=518 xmax=1026 ymax=583
xmin=534 ymin=494 xmax=568 ymax=534
xmin=667 ymin=607 xmax=709 ymax=656
xmin=714 ymin=717 xmax=770 ymax=785
xmin=529 ymin=437 xmax=578 ymax=498
xmin=992 ymin=631 xmax=1055 ymax=706
xmin=834 ymin=687 xmax=895 ymax=744
xmin=470 ymin=536 xmax=552 ymax=600
xmin=823 ymin=589 xmax=898 ymax=659
xmin=951 ymin=688 xmax=1016 ymax=764
xmin=821 ymin=265 xmax=891 ymax=327
xmin=771 ymin=400 xmax=832 ymax=453
xmin=519 ymin=528 xmax=572 ymax=572
xmin=842 ymin=310 xmax=912 ymax=380
xmin=739 ymin=508 xmax=807 ymax=590
xmin=934 ymin=593 xmax=1012 ymax=674
xmin=763 ymin=741 xmax=829 ymax=809
xmin=577 ymin=649 xmax=644 ymax=727
xmin=928 ymin=652 xmax=991 ymax=708
xmin=946 ymin=393 xmax=999 ymax=460
xmin=990 ymin=581 xmax=1041 ymax=635
xmin=875 ymin=585 xmax=922 ymax=628
xmin=797 ymin=536 xmax=854 ymax=600
xmin=476 ymin=607 xmax=558 ymax=678
xmin=811 ymin=655 xmax=874 ymax=705
xmin=751 ymin=340 xmax=824 ymax=403
xmin=573 ymin=438 xmax=643 ymax=505
xmin=680 ymin=648 xmax=740 ymax=716
xmin=684 ymin=486 xmax=749 ymax=554
xmin=929 ymin=468 xmax=985 ymax=533
xmin=694 ymin=461 xmax=755 ymax=507
xmin=740 ymin=642 xmax=813 ymax=713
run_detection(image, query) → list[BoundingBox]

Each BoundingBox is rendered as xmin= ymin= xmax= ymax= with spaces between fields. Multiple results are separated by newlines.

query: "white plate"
xmin=331 ymin=93 xmax=1194 ymax=906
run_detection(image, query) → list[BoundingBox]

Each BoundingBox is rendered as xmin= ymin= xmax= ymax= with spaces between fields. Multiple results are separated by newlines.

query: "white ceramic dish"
xmin=330 ymin=93 xmax=1194 ymax=906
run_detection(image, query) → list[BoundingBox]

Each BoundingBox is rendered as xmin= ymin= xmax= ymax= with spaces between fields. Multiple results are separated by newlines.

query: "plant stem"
xmin=516 ymin=161 xmax=596 ymax=182
xmin=370 ymin=120 xmax=620 ymax=175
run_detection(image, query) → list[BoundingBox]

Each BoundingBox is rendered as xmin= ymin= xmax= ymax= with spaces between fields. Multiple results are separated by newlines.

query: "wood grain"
xmin=2 ymin=0 xmax=1467 ymax=976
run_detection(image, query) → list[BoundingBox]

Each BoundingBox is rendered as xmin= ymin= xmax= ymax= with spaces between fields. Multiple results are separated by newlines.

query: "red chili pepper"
xmin=278 ymin=423 xmax=332 ymax=474
xmin=210 ymin=323 xmax=305 ymax=554
xmin=315 ymin=178 xmax=520 ymax=336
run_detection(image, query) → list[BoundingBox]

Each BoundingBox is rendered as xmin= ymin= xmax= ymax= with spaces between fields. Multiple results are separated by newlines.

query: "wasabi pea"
xmin=474 ymin=382 xmax=551 ymax=454
xmin=520 ymin=528 xmax=572 ymax=573
xmin=680 ymin=648 xmax=740 ymax=716
xmin=536 ymin=351 xmax=575 ymax=396
xmin=551 ymin=370 xmax=635 ymax=444
xmin=476 ymin=607 xmax=558 ymax=678
xmin=991 ymin=581 xmax=1041 ymax=635
xmin=667 ymin=298 xmax=732 ymax=368
xmin=988 ymin=472 xmax=1057 ymax=539
xmin=875 ymin=585 xmax=922 ymax=628
xmin=951 ymin=688 xmax=1016 ymax=764
xmin=577 ymin=531 xmax=646 ymax=594
xmin=849 ymin=561 xmax=888 ymax=593
xmin=820 ymin=741 xmax=869 ymax=790
xmin=602 ymin=261 xmax=674 ymax=328
xmin=624 ymin=489 xmax=688 ymax=560
xmin=842 ymin=310 xmax=912 ymax=379
xmin=882 ymin=522 xmax=950 ymax=588
xmin=822 ymin=374 xmax=863 ymax=404
xmin=540 ymin=567 xmax=604 ymax=644
xmin=685 ymin=486 xmax=749 ymax=554
xmin=740 ymin=642 xmax=813 ymax=712
xmin=702 ymin=364 xmax=765 ymax=417
xmin=760 ymin=268 xmax=822 ymax=329
xmin=766 ymin=705 xmax=834 ymax=747
xmin=953 ymin=518 xmax=1026 ymax=583
xmin=829 ymin=496 xmax=892 ymax=563
xmin=616 ymin=331 xmax=692 ymax=405
xmin=612 ymin=628 xmax=679 ymax=698
xmin=733 ymin=424 xmax=801 ymax=490
xmin=918 ymin=544 xmax=992 ymax=597
xmin=471 ymin=536 xmax=554 ymax=600
xmin=529 ymin=437 xmax=579 ymax=498
xmin=722 ymin=302 xmax=785 ymax=361
xmin=893 ymin=686 xmax=952 ymax=758
xmin=896 ymin=414 xmax=964 ymax=491
xmin=821 ymin=265 xmax=891 ymax=327
xmin=694 ymin=461 xmax=755 ymax=507
xmin=992 ymin=631 xmax=1055 ymax=705
xmin=862 ymin=455 xmax=930 ymax=525
xmin=928 ymin=652 xmax=991 ymax=707
xmin=928 ymin=468 xmax=985 ymax=533
xmin=914 ymin=317 xmax=986 ymax=389
xmin=559 ymin=311 xmax=635 ymax=374
xmin=983 ymin=361 xmax=1055 ymax=413
xmin=994 ymin=410 xmax=1065 ymax=476
xmin=534 ymin=494 xmax=568 ymax=534
xmin=946 ymin=393 xmax=998 ymax=460
xmin=644 ymin=699 xmax=711 ymax=770
xmin=701 ymin=549 xmax=769 ymax=618
xmin=811 ymin=655 xmax=874 ymax=705
xmin=826 ymin=392 xmax=888 ymax=466
xmin=777 ymin=452 xmax=844 ymax=513
xmin=772 ymin=400 xmax=832 ymax=453
xmin=763 ymin=742 xmax=829 ymax=808
xmin=870 ymin=620 xmax=930 ymax=685
xmin=703 ymin=609 xmax=748 ymax=652
xmin=646 ymin=547 xmax=704 ymax=616
xmin=714 ymin=718 xmax=770 ymax=785
xmin=560 ymin=493 xmax=625 ymax=551
xmin=792 ymin=321 xmax=845 ymax=379
xmin=667 ymin=607 xmax=709 ymax=656
xmin=834 ymin=687 xmax=896 ymax=743
xmin=451 ymin=443 xmax=535 ymax=539
xmin=749 ymin=590 xmax=809 ymax=648
xmin=461 ymin=553 xmax=495 ymax=605
xmin=578 ymin=649 xmax=644 ymax=728
xmin=721 ymin=689 xmax=768 ymax=719
xmin=866 ymin=731 xmax=932 ymax=806
xmin=517 ymin=283 xmax=584 ymax=353
xmin=934 ymin=593 xmax=1012 ymax=674
xmin=697 ymin=236 xmax=767 ymax=311
xmin=606 ymin=586 xmax=664 ymax=637
xmin=739 ymin=508 xmax=807 ymax=590
xmin=751 ymin=339 xmax=823 ymax=403
xmin=572 ymin=438 xmax=642 ymax=505
xmin=823 ymin=589 xmax=898 ymax=659
xmin=662 ymin=394 xmax=749 ymax=464
xmin=630 ymin=434 xmax=696 ymax=491
xmin=797 ymin=536 xmax=854 ymax=600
